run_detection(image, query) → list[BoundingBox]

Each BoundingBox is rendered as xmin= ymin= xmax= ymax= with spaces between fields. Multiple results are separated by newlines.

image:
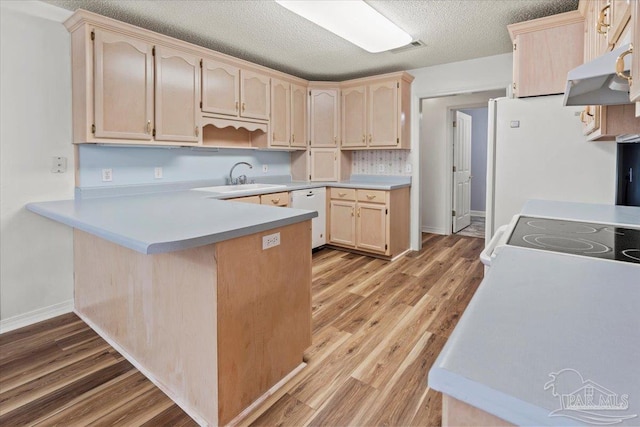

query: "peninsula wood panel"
xmin=93 ymin=29 xmax=154 ymax=140
xmin=154 ymin=46 xmax=200 ymax=143
xmin=73 ymin=230 xmax=218 ymax=425
xmin=216 ymin=221 xmax=312 ymax=425
xmin=442 ymin=394 xmax=514 ymax=427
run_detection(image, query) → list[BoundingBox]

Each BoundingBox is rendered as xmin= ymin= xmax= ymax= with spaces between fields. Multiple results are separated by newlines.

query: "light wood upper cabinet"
xmin=607 ymin=0 xmax=632 ymax=46
xmin=368 ymin=81 xmax=399 ymax=147
xmin=201 ymin=59 xmax=240 ymax=117
xmin=93 ymin=29 xmax=154 ymax=140
xmin=270 ymin=78 xmax=291 ymax=147
xmin=201 ymin=61 xmax=270 ymax=121
xmin=631 ymin=0 xmax=639 ymax=104
xmin=291 ymin=84 xmax=308 ymax=148
xmin=310 ymin=148 xmax=339 ymax=181
xmin=342 ymin=86 xmax=367 ymax=147
xmin=340 ymin=73 xmax=412 ymax=150
xmin=154 ymin=46 xmax=200 ymax=143
xmin=269 ymin=81 xmax=307 ymax=149
xmin=508 ymin=11 xmax=584 ymax=97
xmin=310 ymin=89 xmax=339 ymax=147
xmin=241 ymin=70 xmax=270 ymax=120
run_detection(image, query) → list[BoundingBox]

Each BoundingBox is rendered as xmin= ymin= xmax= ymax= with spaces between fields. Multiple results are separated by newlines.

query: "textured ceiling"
xmin=44 ymin=0 xmax=579 ymax=81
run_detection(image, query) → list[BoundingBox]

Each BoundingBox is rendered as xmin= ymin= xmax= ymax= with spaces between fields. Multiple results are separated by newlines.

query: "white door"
xmin=453 ymin=111 xmax=472 ymax=233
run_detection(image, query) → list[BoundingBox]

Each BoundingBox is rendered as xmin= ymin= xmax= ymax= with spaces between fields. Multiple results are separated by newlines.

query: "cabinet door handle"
xmin=351 ymin=208 xmax=354 ymax=217
xmin=242 ymin=102 xmax=246 ymax=112
xmin=339 ymin=192 xmax=347 ymax=197
xmin=273 ymin=132 xmax=276 ymax=140
xmin=368 ymin=134 xmax=372 ymax=143
xmin=146 ymin=120 xmax=151 ymax=134
xmin=195 ymin=126 xmax=199 ymax=137
xmin=235 ymin=101 xmax=239 ymax=111
xmin=615 ymin=44 xmax=633 ymax=84
xmin=334 ymin=136 xmax=337 ymax=144
xmin=596 ymin=4 xmax=610 ymax=35
xmin=357 ymin=208 xmax=361 ymax=217
xmin=366 ymin=194 xmax=376 ymax=200
xmin=271 ymin=198 xmax=280 ymax=204
xmin=292 ymin=134 xmax=295 ymax=143
xmin=362 ymin=134 xmax=365 ymax=143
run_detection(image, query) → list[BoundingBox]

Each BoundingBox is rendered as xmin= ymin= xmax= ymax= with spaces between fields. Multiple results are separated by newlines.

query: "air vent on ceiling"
xmin=389 ymin=40 xmax=425 ymax=54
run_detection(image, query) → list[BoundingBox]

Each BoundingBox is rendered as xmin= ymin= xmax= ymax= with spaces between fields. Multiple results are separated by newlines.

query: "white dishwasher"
xmin=290 ymin=187 xmax=326 ymax=249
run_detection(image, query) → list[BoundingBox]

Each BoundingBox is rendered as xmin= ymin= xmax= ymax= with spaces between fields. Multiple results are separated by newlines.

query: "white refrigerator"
xmin=485 ymin=95 xmax=618 ymax=241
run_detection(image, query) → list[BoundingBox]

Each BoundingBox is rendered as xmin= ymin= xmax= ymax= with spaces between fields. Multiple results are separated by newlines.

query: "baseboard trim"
xmin=74 ymin=309 xmax=208 ymax=426
xmin=421 ymin=226 xmax=446 ymax=235
xmin=0 ymin=299 xmax=74 ymax=334
xmin=470 ymin=210 xmax=486 ymax=217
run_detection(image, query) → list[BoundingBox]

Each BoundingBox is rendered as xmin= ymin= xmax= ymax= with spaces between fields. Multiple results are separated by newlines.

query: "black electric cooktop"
xmin=507 ymin=216 xmax=640 ymax=264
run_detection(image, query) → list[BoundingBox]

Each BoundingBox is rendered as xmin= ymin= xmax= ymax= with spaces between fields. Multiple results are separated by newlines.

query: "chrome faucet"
xmin=228 ymin=162 xmax=253 ymax=185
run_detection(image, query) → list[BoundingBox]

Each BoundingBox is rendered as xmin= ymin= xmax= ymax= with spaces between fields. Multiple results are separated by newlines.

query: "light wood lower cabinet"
xmin=328 ymin=187 xmax=409 ymax=257
xmin=230 ymin=195 xmax=261 ymax=204
xmin=260 ymin=191 xmax=290 ymax=207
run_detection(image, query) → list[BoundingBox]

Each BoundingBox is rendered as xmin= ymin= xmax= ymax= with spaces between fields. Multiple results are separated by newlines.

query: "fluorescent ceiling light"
xmin=275 ymin=0 xmax=412 ymax=53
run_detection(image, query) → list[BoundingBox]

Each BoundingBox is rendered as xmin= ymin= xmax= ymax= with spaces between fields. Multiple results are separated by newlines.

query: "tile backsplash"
xmin=351 ymin=150 xmax=412 ymax=176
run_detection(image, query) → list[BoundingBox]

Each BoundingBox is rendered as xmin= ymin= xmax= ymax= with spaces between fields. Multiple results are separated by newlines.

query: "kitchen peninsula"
xmin=27 ymin=190 xmax=317 ymax=426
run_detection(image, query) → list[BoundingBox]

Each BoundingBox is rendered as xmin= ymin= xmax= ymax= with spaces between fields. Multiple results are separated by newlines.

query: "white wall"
xmin=408 ymin=53 xmax=513 ymax=246
xmin=0 ymin=2 xmax=74 ymax=330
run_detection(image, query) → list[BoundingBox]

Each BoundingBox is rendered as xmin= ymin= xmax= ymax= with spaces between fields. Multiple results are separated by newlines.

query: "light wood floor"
xmin=0 ymin=233 xmax=484 ymax=426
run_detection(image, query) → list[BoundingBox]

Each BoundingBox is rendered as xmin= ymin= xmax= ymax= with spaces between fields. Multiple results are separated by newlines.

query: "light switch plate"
xmin=262 ymin=164 xmax=269 ymax=173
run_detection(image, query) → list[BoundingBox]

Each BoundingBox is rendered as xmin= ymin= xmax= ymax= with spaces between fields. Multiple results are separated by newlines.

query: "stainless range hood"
xmin=563 ymin=43 xmax=633 ymax=106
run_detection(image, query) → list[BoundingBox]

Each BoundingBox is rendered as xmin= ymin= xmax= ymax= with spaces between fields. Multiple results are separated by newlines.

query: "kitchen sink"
xmin=191 ymin=183 xmax=286 ymax=194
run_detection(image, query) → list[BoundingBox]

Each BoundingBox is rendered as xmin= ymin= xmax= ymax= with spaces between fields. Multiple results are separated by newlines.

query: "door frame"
xmin=445 ymin=102 xmax=489 ymax=236
xmin=451 ymin=110 xmax=473 ymax=233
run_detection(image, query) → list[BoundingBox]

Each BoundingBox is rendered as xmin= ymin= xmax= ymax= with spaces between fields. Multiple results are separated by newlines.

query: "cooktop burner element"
xmin=507 ymin=216 xmax=640 ymax=264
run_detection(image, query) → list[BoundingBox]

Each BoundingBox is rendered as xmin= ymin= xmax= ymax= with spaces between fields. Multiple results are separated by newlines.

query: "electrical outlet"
xmin=262 ymin=232 xmax=280 ymax=250
xmin=51 ymin=156 xmax=67 ymax=173
xmin=262 ymin=164 xmax=269 ymax=173
xmin=378 ymin=164 xmax=385 ymax=173
xmin=405 ymin=163 xmax=412 ymax=173
xmin=102 ymin=168 xmax=113 ymax=182
xmin=154 ymin=167 xmax=163 ymax=179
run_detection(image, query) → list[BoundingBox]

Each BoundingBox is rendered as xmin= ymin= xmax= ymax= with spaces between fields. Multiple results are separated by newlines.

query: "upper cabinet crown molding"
xmin=507 ymin=10 xmax=584 ymax=40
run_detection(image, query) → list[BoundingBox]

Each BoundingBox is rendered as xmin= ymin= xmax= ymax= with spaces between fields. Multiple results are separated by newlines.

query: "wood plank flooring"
xmin=0 ymin=233 xmax=484 ymax=426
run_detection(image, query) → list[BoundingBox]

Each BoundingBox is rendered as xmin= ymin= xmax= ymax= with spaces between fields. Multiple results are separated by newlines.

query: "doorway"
xmin=452 ymin=106 xmax=489 ymax=238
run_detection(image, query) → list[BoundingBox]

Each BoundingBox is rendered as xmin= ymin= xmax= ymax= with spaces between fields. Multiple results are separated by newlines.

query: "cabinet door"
xmin=329 ymin=201 xmax=356 ymax=247
xmin=608 ymin=0 xmax=632 ymax=46
xmin=271 ymin=79 xmax=290 ymax=147
xmin=291 ymin=84 xmax=308 ymax=148
xmin=631 ymin=0 xmax=639 ymax=103
xmin=241 ymin=70 xmax=270 ymax=120
xmin=154 ymin=47 xmax=200 ymax=142
xmin=356 ymin=202 xmax=387 ymax=253
xmin=93 ymin=30 xmax=153 ymax=140
xmin=341 ymin=86 xmax=367 ymax=148
xmin=310 ymin=89 xmax=339 ymax=147
xmin=368 ymin=81 xmax=399 ymax=147
xmin=202 ymin=59 xmax=239 ymax=116
xmin=310 ymin=148 xmax=338 ymax=181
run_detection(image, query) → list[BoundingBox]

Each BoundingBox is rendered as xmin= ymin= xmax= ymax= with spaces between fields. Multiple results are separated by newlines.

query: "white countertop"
xmin=429 ymin=201 xmax=640 ymax=426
